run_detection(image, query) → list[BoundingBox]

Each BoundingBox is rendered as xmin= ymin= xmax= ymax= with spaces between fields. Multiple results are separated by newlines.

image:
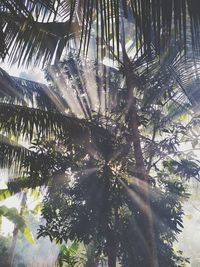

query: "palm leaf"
xmin=0 ymin=67 xmax=65 ymax=111
xmin=0 ymin=205 xmax=34 ymax=244
xmin=7 ymin=176 xmax=46 ymax=192
xmin=11 ymin=75 xmax=68 ymax=111
xmin=0 ymin=0 xmax=57 ymax=59
xmin=2 ymin=15 xmax=77 ymax=67
xmin=0 ymin=101 xmax=111 ymax=143
xmin=0 ymin=102 xmax=85 ymax=139
xmin=0 ymin=140 xmax=32 ymax=172
xmin=2 ymin=1 xmax=200 ymax=65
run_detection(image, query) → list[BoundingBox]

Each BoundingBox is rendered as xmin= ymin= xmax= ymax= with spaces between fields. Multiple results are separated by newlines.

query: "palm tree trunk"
xmin=5 ymin=192 xmax=27 ymax=267
xmin=85 ymin=241 xmax=96 ymax=267
xmin=106 ymin=231 xmax=117 ymax=267
xmin=125 ymin=66 xmax=159 ymax=267
xmin=118 ymin=11 xmax=159 ymax=265
xmin=107 ymin=242 xmax=117 ymax=267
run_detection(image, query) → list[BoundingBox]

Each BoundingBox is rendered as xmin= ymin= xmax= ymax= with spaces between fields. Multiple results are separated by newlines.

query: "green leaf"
xmin=23 ymin=227 xmax=35 ymax=244
xmin=0 ymin=189 xmax=14 ymax=201
xmin=0 ymin=206 xmax=25 ymax=230
xmin=0 ymin=205 xmax=34 ymax=244
xmin=32 ymin=203 xmax=42 ymax=216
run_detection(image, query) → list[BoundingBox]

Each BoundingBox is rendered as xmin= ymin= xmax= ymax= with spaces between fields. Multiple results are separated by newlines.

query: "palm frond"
xmin=7 ymin=176 xmax=46 ymax=192
xmin=0 ymin=205 xmax=34 ymax=244
xmin=0 ymin=67 xmax=65 ymax=110
xmin=11 ymin=75 xmax=71 ymax=112
xmin=2 ymin=15 xmax=77 ymax=66
xmin=0 ymin=140 xmax=31 ymax=172
xmin=124 ymin=45 xmax=200 ymax=112
xmin=0 ymin=102 xmax=110 ymax=143
xmin=45 ymin=55 xmax=125 ymax=119
xmin=2 ymin=1 xmax=200 ymax=65
xmin=0 ymin=0 xmax=58 ymax=59
xmin=0 ymin=0 xmax=57 ymax=15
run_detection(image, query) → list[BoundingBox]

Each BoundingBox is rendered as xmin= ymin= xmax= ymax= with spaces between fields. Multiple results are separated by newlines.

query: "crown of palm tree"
xmin=1 ymin=0 xmax=200 ymax=66
xmin=0 ymin=49 xmax=198 ymax=194
xmin=0 ymin=50 xmax=197 ymax=267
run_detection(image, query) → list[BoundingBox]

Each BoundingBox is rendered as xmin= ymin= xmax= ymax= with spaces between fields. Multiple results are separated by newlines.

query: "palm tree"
xmin=0 ymin=61 xmax=116 ymax=266
xmin=1 ymin=0 xmax=200 ymax=66
xmin=0 ymin=53 xmax=197 ymax=266
xmin=0 ymin=2 xmax=200 ymax=267
xmin=38 ymin=57 xmax=191 ymax=267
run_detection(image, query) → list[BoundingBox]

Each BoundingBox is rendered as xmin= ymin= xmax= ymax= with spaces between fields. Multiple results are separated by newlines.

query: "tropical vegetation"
xmin=0 ymin=1 xmax=200 ymax=267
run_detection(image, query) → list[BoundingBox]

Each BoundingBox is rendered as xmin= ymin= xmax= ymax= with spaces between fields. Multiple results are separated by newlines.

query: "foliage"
xmin=34 ymin=114 xmax=190 ymax=266
xmin=0 ymin=205 xmax=34 ymax=244
xmin=55 ymin=242 xmax=86 ymax=267
xmin=0 ymin=54 xmax=199 ymax=266
xmin=1 ymin=1 xmax=200 ymax=266
xmin=1 ymin=1 xmax=200 ymax=66
xmin=56 ymin=242 xmax=80 ymax=267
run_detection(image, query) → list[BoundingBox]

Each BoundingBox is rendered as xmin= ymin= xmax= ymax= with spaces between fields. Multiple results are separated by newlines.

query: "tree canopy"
xmin=1 ymin=1 xmax=200 ymax=267
xmin=1 ymin=0 xmax=200 ymax=66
